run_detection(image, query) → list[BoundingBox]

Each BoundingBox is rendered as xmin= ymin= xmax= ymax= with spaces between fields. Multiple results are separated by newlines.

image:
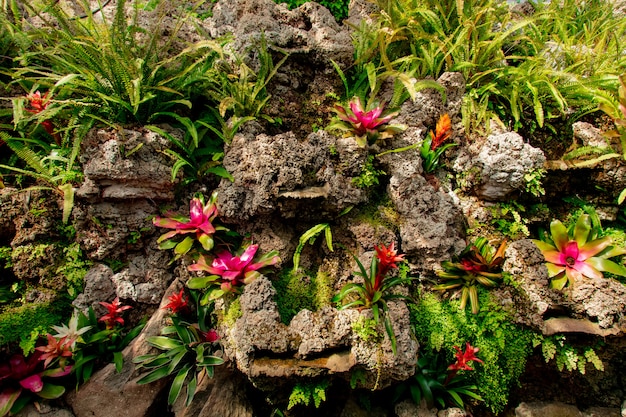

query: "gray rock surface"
xmin=458 ymin=131 xmax=545 ymax=201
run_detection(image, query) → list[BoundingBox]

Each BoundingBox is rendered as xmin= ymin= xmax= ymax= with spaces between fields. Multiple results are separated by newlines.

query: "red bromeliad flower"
xmin=162 ymin=288 xmax=189 ymax=314
xmin=99 ymin=297 xmax=132 ymax=329
xmin=189 ymin=244 xmax=280 ymax=293
xmin=198 ymin=329 xmax=220 ymax=343
xmin=25 ymin=91 xmax=60 ymax=144
xmin=35 ymin=334 xmax=73 ymax=369
xmin=375 ymin=242 xmax=405 ymax=274
xmin=26 ymin=91 xmax=50 ymax=113
xmin=430 ymin=113 xmax=452 ymax=150
xmin=153 ymin=194 xmax=219 ymax=253
xmin=448 ymin=342 xmax=484 ymax=372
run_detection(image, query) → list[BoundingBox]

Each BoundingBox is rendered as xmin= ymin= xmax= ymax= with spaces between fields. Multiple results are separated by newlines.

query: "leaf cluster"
xmin=71 ymin=307 xmax=146 ymax=386
xmin=410 ymin=291 xmax=536 ymax=414
xmin=433 ymin=237 xmax=507 ymax=314
xmin=134 ymin=315 xmax=224 ymax=406
xmin=333 ymin=249 xmax=415 ymax=354
xmin=287 ymin=379 xmax=330 ymax=410
xmin=394 ymin=353 xmax=482 ymax=410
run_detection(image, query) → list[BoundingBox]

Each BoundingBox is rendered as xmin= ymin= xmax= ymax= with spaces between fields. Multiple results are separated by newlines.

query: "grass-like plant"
xmin=204 ymin=36 xmax=288 ymax=124
xmin=133 ymin=288 xmax=223 ymax=406
xmin=9 ymin=0 xmax=222 ymax=125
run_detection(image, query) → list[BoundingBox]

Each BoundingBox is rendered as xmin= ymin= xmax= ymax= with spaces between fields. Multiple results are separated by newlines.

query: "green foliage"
xmin=10 ymin=0 xmax=221 ymax=125
xmin=134 ymin=315 xmax=224 ymax=406
xmin=0 ymin=302 xmax=66 ymax=347
xmin=352 ymin=154 xmax=385 ymax=189
xmin=71 ymin=305 xmax=146 ymax=386
xmin=433 ymin=237 xmax=507 ymax=314
xmin=206 ymin=36 xmax=288 ymax=123
xmin=351 ymin=316 xmax=380 ymax=343
xmin=410 ymin=291 xmax=536 ymax=414
xmin=19 ymin=325 xmax=48 ymax=356
xmin=524 ymin=168 xmax=546 ymax=198
xmin=291 ymin=223 xmax=334 ymax=275
xmin=287 ymin=379 xmax=330 ymax=410
xmin=333 ymin=244 xmax=414 ymax=354
xmin=145 ymin=112 xmax=235 ymax=185
xmin=221 ymin=297 xmax=242 ymax=328
xmin=274 ymin=268 xmax=333 ymax=324
xmin=488 ymin=202 xmax=530 ymax=240
xmin=538 ymin=335 xmax=604 ymax=374
xmin=55 ymin=242 xmax=91 ymax=299
xmin=276 ymin=0 xmax=350 ymax=22
xmin=394 ymin=353 xmax=483 ymax=410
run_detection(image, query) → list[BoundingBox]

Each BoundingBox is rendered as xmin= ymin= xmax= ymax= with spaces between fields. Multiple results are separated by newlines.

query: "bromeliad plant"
xmin=0 ymin=351 xmax=72 ymax=417
xmin=420 ymin=113 xmax=457 ymax=174
xmin=332 ymin=243 xmax=414 ymax=354
xmin=433 ymin=238 xmax=507 ymax=314
xmin=187 ymin=243 xmax=281 ymax=303
xmin=330 ymin=97 xmax=404 ymax=147
xmin=134 ymin=288 xmax=224 ymax=406
xmin=532 ymin=213 xmax=626 ymax=290
xmin=394 ymin=344 xmax=483 ymax=411
xmin=153 ymin=192 xmax=228 ymax=260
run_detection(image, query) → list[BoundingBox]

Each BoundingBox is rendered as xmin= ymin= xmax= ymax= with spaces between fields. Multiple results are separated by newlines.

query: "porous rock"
xmin=478 ymin=131 xmax=545 ymax=200
xmin=217 ymin=130 xmax=367 ymax=222
xmin=67 ymin=280 xmax=185 ymax=417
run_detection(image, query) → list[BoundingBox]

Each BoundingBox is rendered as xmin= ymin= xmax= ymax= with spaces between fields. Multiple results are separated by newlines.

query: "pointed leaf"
xmin=168 ymin=364 xmax=192 ymax=405
xmin=36 ymin=383 xmax=65 ymax=399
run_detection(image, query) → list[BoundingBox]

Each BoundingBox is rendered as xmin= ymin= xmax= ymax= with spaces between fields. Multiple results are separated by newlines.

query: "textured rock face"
xmin=204 ymin=0 xmax=353 ymax=66
xmin=218 ymin=130 xmax=367 ymax=221
xmin=222 ymin=277 xmax=418 ymax=391
xmin=457 ymin=131 xmax=546 ymax=201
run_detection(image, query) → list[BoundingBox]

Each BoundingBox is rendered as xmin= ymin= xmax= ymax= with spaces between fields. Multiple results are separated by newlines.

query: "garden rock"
xmin=224 ymin=277 xmax=417 ymax=391
xmin=217 ymin=129 xmax=367 ymax=222
xmin=67 ymin=280 xmax=184 ymax=417
xmin=515 ymin=402 xmax=583 ymax=417
xmin=457 ymin=131 xmax=546 ymax=201
xmin=204 ymin=0 xmax=353 ymax=66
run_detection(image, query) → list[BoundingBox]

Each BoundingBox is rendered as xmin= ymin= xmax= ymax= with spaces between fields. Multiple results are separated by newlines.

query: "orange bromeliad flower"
xmin=430 ymin=113 xmax=452 ymax=150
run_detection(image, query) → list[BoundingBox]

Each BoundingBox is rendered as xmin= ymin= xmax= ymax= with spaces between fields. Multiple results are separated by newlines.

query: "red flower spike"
xmin=448 ymin=342 xmax=484 ymax=371
xmin=99 ymin=297 xmax=132 ymax=329
xmin=162 ymin=288 xmax=189 ymax=314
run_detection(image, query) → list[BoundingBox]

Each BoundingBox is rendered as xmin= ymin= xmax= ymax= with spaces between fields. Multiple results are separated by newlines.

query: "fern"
xmin=287 ymin=380 xmax=330 ymax=410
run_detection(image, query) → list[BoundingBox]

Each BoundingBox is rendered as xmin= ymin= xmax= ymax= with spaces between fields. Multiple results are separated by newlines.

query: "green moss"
xmin=351 ymin=316 xmax=380 ymax=343
xmin=410 ymin=290 xmax=536 ymax=414
xmin=222 ymin=297 xmax=242 ymax=327
xmin=274 ymin=268 xmax=334 ymax=324
xmin=0 ymin=300 xmax=69 ymax=349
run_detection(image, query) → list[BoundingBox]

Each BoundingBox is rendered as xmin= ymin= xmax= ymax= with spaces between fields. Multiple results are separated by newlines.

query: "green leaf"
xmin=137 ymin=365 xmax=174 ymax=385
xmin=174 ymin=237 xmax=194 ymax=257
xmin=113 ymin=351 xmax=124 ymax=373
xmin=187 ymin=275 xmax=219 ymax=289
xmin=185 ymin=373 xmax=198 ymax=407
xmin=168 ymin=364 xmax=192 ymax=405
xmin=36 ymin=383 xmax=65 ymax=399
xmin=147 ymin=336 xmax=184 ymax=350
xmin=197 ymin=355 xmax=225 ymax=367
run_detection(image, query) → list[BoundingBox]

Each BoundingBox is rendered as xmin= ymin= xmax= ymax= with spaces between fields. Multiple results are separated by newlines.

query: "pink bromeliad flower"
xmin=332 ymin=97 xmax=403 ymax=147
xmin=188 ymin=244 xmax=280 ymax=295
xmin=153 ymin=192 xmax=222 ymax=255
xmin=532 ymin=213 xmax=626 ymax=290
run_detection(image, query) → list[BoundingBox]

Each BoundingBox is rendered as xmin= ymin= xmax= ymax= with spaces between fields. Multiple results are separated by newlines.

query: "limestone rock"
xmin=217 ymin=130 xmax=367 ymax=222
xmin=476 ymin=131 xmax=545 ymax=200
xmin=515 ymin=401 xmax=583 ymax=417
